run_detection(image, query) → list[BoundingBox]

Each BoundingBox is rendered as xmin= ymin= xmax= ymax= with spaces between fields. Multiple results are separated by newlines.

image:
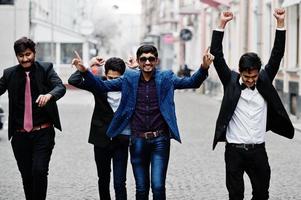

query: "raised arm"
xmin=71 ymin=51 xmax=122 ymax=93
xmin=174 ymin=47 xmax=213 ymax=89
xmin=210 ymin=11 xmax=233 ymax=86
xmin=69 ymin=55 xmax=106 ymax=92
xmin=126 ymin=56 xmax=139 ymax=70
xmin=265 ymin=8 xmax=286 ymax=81
xmin=68 ymin=70 xmax=91 ymax=90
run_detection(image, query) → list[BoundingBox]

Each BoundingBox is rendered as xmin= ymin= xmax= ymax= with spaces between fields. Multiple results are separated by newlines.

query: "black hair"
xmin=136 ymin=44 xmax=158 ymax=58
xmin=14 ymin=37 xmax=36 ymax=55
xmin=104 ymin=57 xmax=126 ymax=75
xmin=238 ymin=52 xmax=262 ymax=72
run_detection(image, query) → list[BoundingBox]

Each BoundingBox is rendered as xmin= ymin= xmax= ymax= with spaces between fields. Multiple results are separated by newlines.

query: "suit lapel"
xmin=232 ymin=73 xmax=242 ymax=108
xmin=131 ymin=70 xmax=141 ymax=102
xmin=12 ymin=66 xmax=23 ymax=104
xmin=256 ymin=72 xmax=271 ymax=102
xmin=154 ymin=69 xmax=162 ymax=101
xmin=33 ymin=62 xmax=44 ymax=93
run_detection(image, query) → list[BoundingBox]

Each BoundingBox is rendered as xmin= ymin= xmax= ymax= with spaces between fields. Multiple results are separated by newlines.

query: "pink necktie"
xmin=23 ymin=72 xmax=33 ymax=132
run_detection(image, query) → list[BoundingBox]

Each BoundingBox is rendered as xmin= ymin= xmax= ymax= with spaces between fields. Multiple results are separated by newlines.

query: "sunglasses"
xmin=139 ymin=56 xmax=157 ymax=63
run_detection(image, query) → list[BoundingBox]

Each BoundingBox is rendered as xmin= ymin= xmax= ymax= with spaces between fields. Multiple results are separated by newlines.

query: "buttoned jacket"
xmin=0 ymin=61 xmax=66 ymax=139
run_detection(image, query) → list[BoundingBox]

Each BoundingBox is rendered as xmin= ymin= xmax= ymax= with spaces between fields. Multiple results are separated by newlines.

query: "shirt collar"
xmin=140 ymin=69 xmax=156 ymax=82
xmin=17 ymin=62 xmax=36 ymax=73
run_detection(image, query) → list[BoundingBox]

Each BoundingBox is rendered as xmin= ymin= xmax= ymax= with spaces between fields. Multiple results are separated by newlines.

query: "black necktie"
xmin=241 ymin=83 xmax=255 ymax=90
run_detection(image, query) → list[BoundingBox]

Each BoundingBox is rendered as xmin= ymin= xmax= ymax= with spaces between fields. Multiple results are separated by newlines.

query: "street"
xmin=0 ymin=89 xmax=300 ymax=200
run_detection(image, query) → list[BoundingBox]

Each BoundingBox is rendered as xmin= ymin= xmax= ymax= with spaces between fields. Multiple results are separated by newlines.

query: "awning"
xmin=200 ymin=0 xmax=231 ymax=7
xmin=282 ymin=0 xmax=301 ymax=7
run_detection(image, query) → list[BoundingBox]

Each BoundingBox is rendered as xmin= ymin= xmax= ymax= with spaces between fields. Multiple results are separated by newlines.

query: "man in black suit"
xmin=210 ymin=9 xmax=294 ymax=200
xmin=0 ymin=37 xmax=66 ymax=200
xmin=68 ymin=57 xmax=129 ymax=200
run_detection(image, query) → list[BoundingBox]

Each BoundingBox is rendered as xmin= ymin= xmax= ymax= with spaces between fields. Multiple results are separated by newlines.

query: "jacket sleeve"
xmin=0 ymin=70 xmax=8 ymax=96
xmin=68 ymin=70 xmax=84 ymax=88
xmin=46 ymin=63 xmax=66 ymax=100
xmin=81 ymin=70 xmax=123 ymax=93
xmin=210 ymin=30 xmax=232 ymax=86
xmin=173 ymin=67 xmax=208 ymax=89
xmin=264 ymin=30 xmax=286 ymax=81
xmin=68 ymin=70 xmax=94 ymax=91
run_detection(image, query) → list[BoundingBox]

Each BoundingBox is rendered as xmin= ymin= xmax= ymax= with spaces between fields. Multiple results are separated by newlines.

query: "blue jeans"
xmin=130 ymin=135 xmax=170 ymax=200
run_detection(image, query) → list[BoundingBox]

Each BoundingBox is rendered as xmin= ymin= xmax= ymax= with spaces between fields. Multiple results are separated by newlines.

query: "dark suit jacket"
xmin=68 ymin=70 xmax=113 ymax=148
xmin=0 ymin=61 xmax=66 ymax=139
xmin=210 ymin=30 xmax=294 ymax=150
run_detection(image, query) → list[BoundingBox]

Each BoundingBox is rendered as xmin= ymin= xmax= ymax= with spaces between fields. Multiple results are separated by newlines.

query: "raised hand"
xmin=201 ymin=47 xmax=214 ymax=70
xmin=89 ymin=56 xmax=105 ymax=68
xmin=218 ymin=11 xmax=233 ymax=29
xmin=71 ymin=50 xmax=87 ymax=72
xmin=126 ymin=56 xmax=139 ymax=69
xmin=273 ymin=8 xmax=285 ymax=28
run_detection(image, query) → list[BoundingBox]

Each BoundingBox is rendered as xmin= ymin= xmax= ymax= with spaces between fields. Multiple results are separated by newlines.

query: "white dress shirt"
xmin=226 ymin=80 xmax=267 ymax=144
xmin=107 ymin=91 xmax=131 ymax=136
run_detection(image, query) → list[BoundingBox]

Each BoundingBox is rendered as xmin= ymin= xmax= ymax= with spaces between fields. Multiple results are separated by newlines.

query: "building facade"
xmin=0 ymin=0 xmax=97 ymax=83
xmin=141 ymin=0 xmax=301 ymax=116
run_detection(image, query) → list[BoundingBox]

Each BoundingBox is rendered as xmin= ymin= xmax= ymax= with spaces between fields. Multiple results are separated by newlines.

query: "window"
xmin=289 ymin=81 xmax=299 ymax=115
xmin=36 ymin=42 xmax=56 ymax=62
xmin=263 ymin=2 xmax=272 ymax=63
xmin=60 ymin=43 xmax=82 ymax=64
xmin=287 ymin=5 xmax=298 ymax=68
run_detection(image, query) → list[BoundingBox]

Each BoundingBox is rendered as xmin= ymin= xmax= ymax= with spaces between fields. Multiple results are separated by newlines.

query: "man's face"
xmin=106 ymin=69 xmax=122 ymax=80
xmin=16 ymin=48 xmax=35 ymax=68
xmin=240 ymin=68 xmax=259 ymax=88
xmin=137 ymin=53 xmax=158 ymax=74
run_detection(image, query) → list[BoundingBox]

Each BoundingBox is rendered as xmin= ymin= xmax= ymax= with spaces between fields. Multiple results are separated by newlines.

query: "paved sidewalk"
xmin=0 ymin=90 xmax=300 ymax=199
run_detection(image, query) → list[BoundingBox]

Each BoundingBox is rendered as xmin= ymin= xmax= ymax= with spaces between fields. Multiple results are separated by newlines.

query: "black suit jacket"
xmin=0 ymin=61 xmax=66 ymax=139
xmin=68 ymin=70 xmax=114 ymax=148
xmin=210 ymin=30 xmax=294 ymax=150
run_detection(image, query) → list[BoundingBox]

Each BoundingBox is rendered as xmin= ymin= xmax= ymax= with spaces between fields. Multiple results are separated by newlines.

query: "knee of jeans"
xmin=136 ymin=182 xmax=150 ymax=193
xmin=130 ymin=151 xmax=143 ymax=163
xmin=151 ymin=183 xmax=165 ymax=194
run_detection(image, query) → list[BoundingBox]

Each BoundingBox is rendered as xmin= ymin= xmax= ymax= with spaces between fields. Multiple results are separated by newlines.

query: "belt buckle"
xmin=242 ymin=144 xmax=255 ymax=150
xmin=242 ymin=144 xmax=249 ymax=151
xmin=154 ymin=130 xmax=160 ymax=137
xmin=144 ymin=132 xmax=152 ymax=139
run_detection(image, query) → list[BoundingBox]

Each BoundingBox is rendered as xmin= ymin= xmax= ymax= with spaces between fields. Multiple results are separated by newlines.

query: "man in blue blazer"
xmin=71 ymin=45 xmax=214 ymax=200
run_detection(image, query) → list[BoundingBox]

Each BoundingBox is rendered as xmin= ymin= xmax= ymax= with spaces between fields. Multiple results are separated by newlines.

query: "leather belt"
xmin=136 ymin=130 xmax=166 ymax=139
xmin=16 ymin=122 xmax=52 ymax=133
xmin=226 ymin=143 xmax=265 ymax=150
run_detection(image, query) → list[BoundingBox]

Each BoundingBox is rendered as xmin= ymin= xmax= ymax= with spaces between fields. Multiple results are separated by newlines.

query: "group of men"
xmin=0 ymin=8 xmax=295 ymax=200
